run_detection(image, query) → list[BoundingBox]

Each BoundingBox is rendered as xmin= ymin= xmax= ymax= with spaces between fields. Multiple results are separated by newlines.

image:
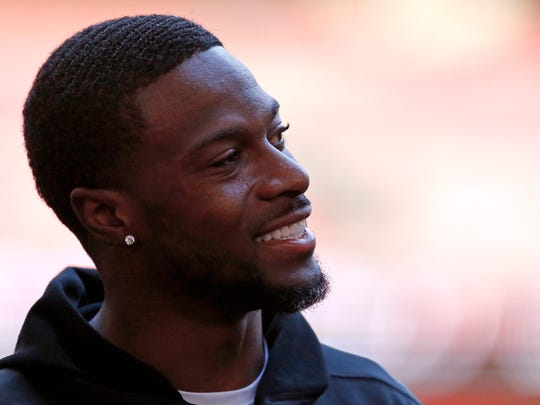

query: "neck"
xmin=90 ymin=293 xmax=265 ymax=392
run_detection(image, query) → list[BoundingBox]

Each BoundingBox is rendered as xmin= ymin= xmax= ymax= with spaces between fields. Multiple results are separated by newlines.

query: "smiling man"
xmin=0 ymin=15 xmax=421 ymax=404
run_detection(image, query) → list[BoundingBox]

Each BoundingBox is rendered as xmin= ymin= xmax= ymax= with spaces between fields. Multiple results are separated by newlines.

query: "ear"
xmin=70 ymin=187 xmax=134 ymax=245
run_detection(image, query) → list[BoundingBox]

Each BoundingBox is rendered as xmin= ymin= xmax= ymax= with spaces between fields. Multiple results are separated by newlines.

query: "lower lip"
xmin=256 ymin=228 xmax=316 ymax=255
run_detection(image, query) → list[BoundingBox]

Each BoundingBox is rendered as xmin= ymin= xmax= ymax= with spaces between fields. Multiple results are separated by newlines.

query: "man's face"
xmin=126 ymin=46 xmax=328 ymax=313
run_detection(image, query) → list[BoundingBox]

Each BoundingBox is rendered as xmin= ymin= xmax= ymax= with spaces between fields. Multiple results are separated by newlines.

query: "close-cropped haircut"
xmin=23 ymin=15 xmax=222 ymax=238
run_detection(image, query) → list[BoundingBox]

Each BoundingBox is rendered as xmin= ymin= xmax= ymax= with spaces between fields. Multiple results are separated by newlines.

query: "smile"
xmin=255 ymin=220 xmax=307 ymax=242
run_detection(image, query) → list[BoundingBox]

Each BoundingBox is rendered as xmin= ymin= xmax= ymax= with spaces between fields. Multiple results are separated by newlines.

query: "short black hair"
xmin=23 ymin=15 xmax=222 ymax=237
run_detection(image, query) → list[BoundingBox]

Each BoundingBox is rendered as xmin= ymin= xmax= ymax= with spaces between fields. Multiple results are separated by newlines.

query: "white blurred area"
xmin=1 ymin=0 xmax=539 ymax=398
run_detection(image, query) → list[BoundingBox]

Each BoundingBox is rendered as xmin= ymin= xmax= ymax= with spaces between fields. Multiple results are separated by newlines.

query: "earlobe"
xmin=70 ymin=187 xmax=132 ymax=244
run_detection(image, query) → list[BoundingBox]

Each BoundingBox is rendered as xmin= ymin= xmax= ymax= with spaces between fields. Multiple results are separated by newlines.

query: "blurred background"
xmin=1 ymin=0 xmax=539 ymax=403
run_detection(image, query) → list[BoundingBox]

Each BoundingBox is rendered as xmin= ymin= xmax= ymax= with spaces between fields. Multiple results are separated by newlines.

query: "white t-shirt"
xmin=178 ymin=340 xmax=268 ymax=405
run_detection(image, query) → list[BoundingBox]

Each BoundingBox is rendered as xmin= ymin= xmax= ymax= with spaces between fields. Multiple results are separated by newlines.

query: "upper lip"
xmin=255 ymin=204 xmax=312 ymax=238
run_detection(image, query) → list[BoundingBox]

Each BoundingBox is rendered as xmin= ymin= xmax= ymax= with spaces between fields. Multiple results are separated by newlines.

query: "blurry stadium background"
xmin=1 ymin=1 xmax=539 ymax=403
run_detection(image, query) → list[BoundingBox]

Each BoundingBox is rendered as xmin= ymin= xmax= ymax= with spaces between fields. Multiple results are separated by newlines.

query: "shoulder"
xmin=320 ymin=345 xmax=423 ymax=404
xmin=321 ymin=344 xmax=397 ymax=381
xmin=0 ymin=368 xmax=53 ymax=405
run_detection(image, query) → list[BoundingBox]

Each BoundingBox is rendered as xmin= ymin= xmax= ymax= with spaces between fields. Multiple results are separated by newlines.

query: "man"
xmin=0 ymin=15 xmax=421 ymax=404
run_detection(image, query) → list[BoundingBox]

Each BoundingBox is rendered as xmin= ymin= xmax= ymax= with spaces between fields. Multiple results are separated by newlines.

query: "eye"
xmin=211 ymin=149 xmax=240 ymax=167
xmin=269 ymin=123 xmax=289 ymax=151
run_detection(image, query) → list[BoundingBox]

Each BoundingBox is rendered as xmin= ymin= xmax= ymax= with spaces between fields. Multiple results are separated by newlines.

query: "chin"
xmin=261 ymin=270 xmax=330 ymax=313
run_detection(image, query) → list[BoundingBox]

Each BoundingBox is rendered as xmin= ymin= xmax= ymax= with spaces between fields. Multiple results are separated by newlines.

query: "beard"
xmin=146 ymin=226 xmax=329 ymax=314
xmin=166 ymin=245 xmax=329 ymax=315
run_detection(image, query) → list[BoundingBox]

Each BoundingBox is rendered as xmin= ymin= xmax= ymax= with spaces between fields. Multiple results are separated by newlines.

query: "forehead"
xmin=135 ymin=46 xmax=275 ymax=145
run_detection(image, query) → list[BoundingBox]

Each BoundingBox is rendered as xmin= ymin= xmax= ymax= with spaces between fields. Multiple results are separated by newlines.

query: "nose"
xmin=255 ymin=149 xmax=310 ymax=200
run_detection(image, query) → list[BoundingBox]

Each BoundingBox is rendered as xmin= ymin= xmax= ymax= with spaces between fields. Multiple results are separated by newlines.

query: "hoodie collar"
xmin=3 ymin=267 xmax=182 ymax=400
xmin=257 ymin=312 xmax=329 ymax=403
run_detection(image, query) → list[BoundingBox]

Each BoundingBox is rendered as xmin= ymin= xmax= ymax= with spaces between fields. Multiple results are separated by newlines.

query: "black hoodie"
xmin=0 ymin=267 xmax=422 ymax=404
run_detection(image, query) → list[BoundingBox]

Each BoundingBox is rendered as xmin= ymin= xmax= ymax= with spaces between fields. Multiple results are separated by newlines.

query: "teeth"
xmin=255 ymin=220 xmax=307 ymax=242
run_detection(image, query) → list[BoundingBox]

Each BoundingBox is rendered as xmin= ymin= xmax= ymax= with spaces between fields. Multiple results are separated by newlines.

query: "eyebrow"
xmin=191 ymin=99 xmax=281 ymax=153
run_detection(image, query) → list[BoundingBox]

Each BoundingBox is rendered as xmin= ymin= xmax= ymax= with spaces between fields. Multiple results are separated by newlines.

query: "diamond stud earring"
xmin=124 ymin=235 xmax=135 ymax=246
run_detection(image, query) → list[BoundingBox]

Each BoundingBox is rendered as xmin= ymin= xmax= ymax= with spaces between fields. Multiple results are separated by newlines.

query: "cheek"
xmin=177 ymin=180 xmax=252 ymax=232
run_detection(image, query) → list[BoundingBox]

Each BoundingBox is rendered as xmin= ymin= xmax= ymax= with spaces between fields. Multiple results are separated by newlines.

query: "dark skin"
xmin=70 ymin=47 xmax=322 ymax=392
